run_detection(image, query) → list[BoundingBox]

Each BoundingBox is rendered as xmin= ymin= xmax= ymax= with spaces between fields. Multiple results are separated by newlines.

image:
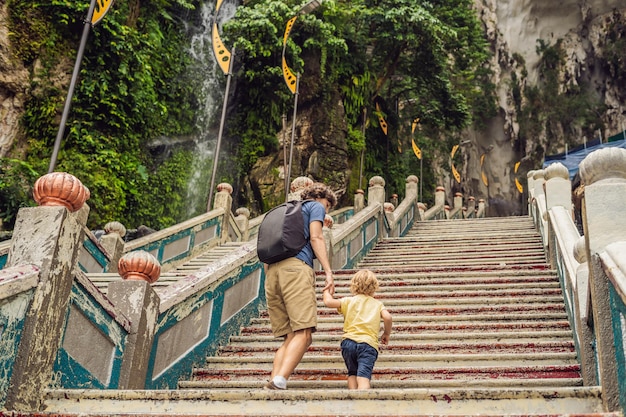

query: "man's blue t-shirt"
xmin=295 ymin=200 xmax=326 ymax=268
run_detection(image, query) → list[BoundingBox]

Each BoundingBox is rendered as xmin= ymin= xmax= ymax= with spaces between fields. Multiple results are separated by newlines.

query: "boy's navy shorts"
xmin=340 ymin=338 xmax=378 ymax=379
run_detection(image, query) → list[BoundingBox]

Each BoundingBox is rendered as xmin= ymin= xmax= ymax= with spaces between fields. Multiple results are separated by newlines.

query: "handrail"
xmin=0 ymin=240 xmax=10 ymax=269
xmin=533 ymin=150 xmax=626 ymax=414
xmin=0 ymin=173 xmax=479 ymax=405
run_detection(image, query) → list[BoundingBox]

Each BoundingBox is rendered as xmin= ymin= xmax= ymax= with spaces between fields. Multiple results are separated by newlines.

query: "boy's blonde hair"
xmin=350 ymin=269 xmax=379 ymax=296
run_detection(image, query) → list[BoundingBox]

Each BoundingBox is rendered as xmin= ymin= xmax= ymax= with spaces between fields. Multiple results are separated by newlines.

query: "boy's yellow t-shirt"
xmin=338 ymin=294 xmax=386 ymax=351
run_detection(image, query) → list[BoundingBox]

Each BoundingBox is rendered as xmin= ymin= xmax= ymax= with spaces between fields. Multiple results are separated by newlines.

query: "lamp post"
xmin=207 ymin=0 xmax=235 ymax=211
xmin=281 ymin=0 xmax=322 ymax=202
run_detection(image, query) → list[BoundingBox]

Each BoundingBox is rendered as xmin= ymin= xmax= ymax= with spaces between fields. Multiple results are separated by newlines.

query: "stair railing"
xmin=0 ymin=240 xmax=9 ymax=269
xmin=448 ymin=192 xmax=464 ymax=219
xmin=422 ymin=186 xmax=446 ymax=220
xmin=540 ymin=163 xmax=597 ymax=387
xmin=0 ymin=171 xmax=423 ymax=412
xmin=536 ymin=148 xmax=626 ymax=415
xmin=382 ymin=175 xmax=419 ymax=237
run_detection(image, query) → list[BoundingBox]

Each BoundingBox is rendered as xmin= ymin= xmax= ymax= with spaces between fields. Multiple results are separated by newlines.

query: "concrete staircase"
xmin=41 ymin=216 xmax=617 ymax=416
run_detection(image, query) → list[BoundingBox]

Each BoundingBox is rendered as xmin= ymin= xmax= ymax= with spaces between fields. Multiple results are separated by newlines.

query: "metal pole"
xmin=207 ymin=47 xmax=236 ymax=211
xmin=286 ymin=74 xmax=301 ymax=193
xmin=283 ymin=114 xmax=289 ymax=201
xmin=48 ymin=0 xmax=98 ymax=173
xmin=419 ymin=156 xmax=423 ymax=203
xmin=358 ymin=107 xmax=367 ymax=189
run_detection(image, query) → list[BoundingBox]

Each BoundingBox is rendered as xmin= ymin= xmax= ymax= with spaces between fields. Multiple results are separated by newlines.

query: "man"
xmin=264 ymin=182 xmax=337 ymax=390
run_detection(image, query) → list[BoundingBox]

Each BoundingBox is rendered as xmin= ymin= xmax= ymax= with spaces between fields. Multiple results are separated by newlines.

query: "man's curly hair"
xmin=301 ymin=182 xmax=337 ymax=208
xmin=350 ymin=269 xmax=379 ymax=297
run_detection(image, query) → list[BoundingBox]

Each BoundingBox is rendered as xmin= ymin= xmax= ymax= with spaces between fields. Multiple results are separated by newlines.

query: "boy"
xmin=322 ymin=269 xmax=392 ymax=389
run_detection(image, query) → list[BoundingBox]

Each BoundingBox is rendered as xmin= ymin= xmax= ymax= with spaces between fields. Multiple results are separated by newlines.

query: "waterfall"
xmin=185 ymin=0 xmax=238 ymax=218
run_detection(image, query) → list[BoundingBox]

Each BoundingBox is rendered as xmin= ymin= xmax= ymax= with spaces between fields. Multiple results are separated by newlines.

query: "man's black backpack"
xmin=256 ymin=200 xmax=308 ymax=264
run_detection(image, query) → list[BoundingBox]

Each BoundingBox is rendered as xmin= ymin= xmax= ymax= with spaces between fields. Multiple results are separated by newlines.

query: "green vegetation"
xmin=224 ymin=0 xmax=493 ymax=197
xmin=2 ymin=0 xmax=199 ymax=230
xmin=1 ymin=0 xmax=494 ymax=229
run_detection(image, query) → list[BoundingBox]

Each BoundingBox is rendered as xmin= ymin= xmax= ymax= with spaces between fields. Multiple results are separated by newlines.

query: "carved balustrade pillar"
xmin=213 ymin=183 xmax=233 ymax=244
xmin=367 ymin=176 xmax=386 ymax=207
xmin=5 ymin=172 xmax=90 ymax=411
xmin=234 ymin=208 xmax=250 ymax=241
xmin=417 ymin=202 xmax=427 ymax=221
xmin=453 ymin=192 xmax=463 ymax=211
xmin=108 ymin=250 xmax=161 ymax=389
xmin=476 ymin=198 xmax=486 ymax=218
xmin=544 ymin=163 xmax=573 ymax=215
xmin=467 ymin=196 xmax=476 ymax=218
xmin=405 ymin=175 xmax=418 ymax=198
xmin=434 ymin=186 xmax=446 ymax=208
xmin=354 ymin=189 xmax=365 ymax=213
xmin=100 ymin=221 xmax=127 ymax=273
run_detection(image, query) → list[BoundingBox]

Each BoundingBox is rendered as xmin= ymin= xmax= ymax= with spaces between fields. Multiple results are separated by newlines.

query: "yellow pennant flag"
xmin=451 ymin=163 xmax=461 ymax=183
xmin=375 ymin=103 xmax=388 ymax=135
xmin=480 ymin=153 xmax=488 ymax=186
xmin=212 ymin=23 xmax=232 ymax=75
xmin=92 ymin=0 xmax=114 ymax=25
xmin=411 ymin=118 xmax=421 ymax=159
xmin=451 ymin=144 xmax=459 ymax=159
xmin=450 ymin=144 xmax=460 ymax=183
xmin=412 ymin=138 xmax=422 ymax=159
xmin=411 ymin=118 xmax=420 ymax=134
xmin=514 ymin=161 xmax=523 ymax=193
xmin=281 ymin=16 xmax=299 ymax=94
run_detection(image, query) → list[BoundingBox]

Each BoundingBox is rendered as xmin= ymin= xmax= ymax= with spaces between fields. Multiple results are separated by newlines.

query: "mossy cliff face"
xmin=462 ymin=0 xmax=626 ymax=216
xmin=0 ymin=3 xmax=30 ymax=158
xmin=244 ymin=89 xmax=350 ymax=215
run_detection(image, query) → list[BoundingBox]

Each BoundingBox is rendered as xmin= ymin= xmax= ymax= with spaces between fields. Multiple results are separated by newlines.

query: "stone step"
xmin=183 ymin=377 xmax=583 ymax=390
xmin=202 ymin=352 xmax=579 ymax=369
xmin=316 ymin=269 xmax=559 ymax=282
xmin=42 ymin=387 xmax=609 ymax=416
xmin=229 ymin=330 xmax=574 ymax=344
xmin=242 ymin=312 xmax=570 ymax=334
xmin=403 ymin=231 xmax=540 ymax=241
xmin=314 ymin=285 xmax=564 ymax=298
xmin=190 ymin=363 xmax=583 ymax=384
xmin=358 ymin=258 xmax=547 ymax=268
xmin=372 ymin=235 xmax=543 ymax=247
xmin=316 ymin=304 xmax=566 ymax=315
xmin=228 ymin=331 xmax=573 ymax=351
xmin=367 ymin=248 xmax=546 ymax=260
xmin=319 ymin=283 xmax=562 ymax=295
xmin=403 ymin=229 xmax=540 ymax=238
xmin=348 ymin=263 xmax=553 ymax=274
xmin=216 ymin=340 xmax=575 ymax=356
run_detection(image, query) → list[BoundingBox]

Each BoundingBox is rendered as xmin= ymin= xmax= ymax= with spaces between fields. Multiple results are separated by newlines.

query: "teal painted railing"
xmin=0 ymin=175 xmax=428 ymax=403
xmin=0 ymin=265 xmax=39 ymax=405
xmin=531 ymin=156 xmax=626 ymax=415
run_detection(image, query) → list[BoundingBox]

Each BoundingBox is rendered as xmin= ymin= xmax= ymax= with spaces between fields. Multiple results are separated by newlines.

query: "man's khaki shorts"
xmin=265 ymin=257 xmax=317 ymax=337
